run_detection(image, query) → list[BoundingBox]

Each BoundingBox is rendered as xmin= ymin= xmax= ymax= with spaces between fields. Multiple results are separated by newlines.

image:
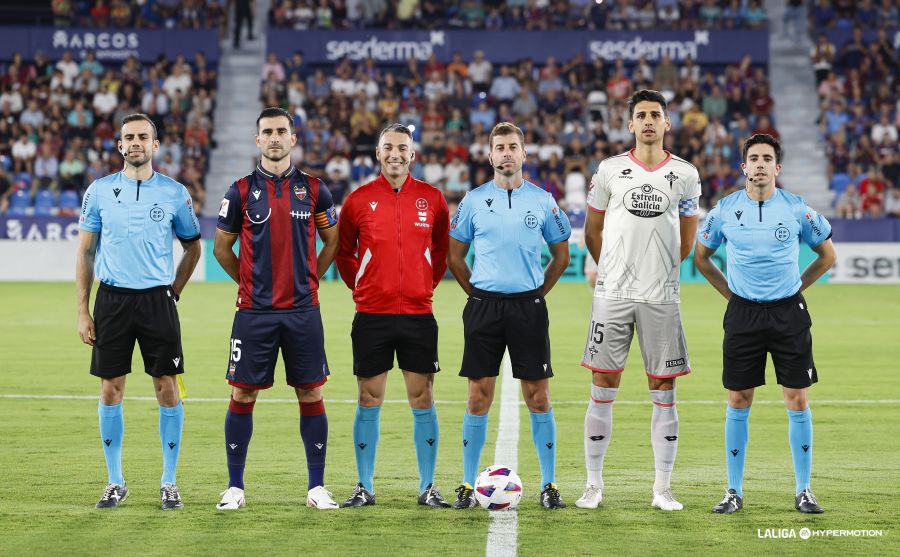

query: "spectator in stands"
xmin=233 ymin=0 xmax=254 ymax=48
xmin=872 ymin=113 xmax=898 ymax=147
xmin=162 ymin=63 xmax=192 ymax=98
xmin=835 ymin=183 xmax=860 ymax=218
xmin=859 ymin=168 xmax=886 ymax=218
xmin=490 ymin=65 xmax=521 ymax=104
xmin=261 ymin=52 xmax=286 ymax=82
xmin=20 ymin=99 xmax=45 ymax=129
xmin=0 ymin=164 xmax=11 ymax=213
xmin=468 ymin=50 xmax=492 ymax=94
xmin=59 ymin=148 xmax=86 ymax=190
xmin=33 ymin=143 xmax=59 ymax=194
xmin=839 ymin=27 xmax=868 ymax=70
xmin=810 ymin=33 xmax=836 ymax=85
xmin=882 ymin=152 xmax=900 ymax=187
xmin=885 ymin=187 xmax=900 ymax=218
xmin=752 ymin=115 xmax=779 ymax=139
xmin=11 ymin=133 xmax=35 ymax=174
xmin=654 ymin=54 xmax=679 ymax=92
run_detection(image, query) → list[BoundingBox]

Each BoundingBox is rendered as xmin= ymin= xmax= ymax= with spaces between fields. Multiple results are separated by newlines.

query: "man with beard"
xmin=576 ymin=89 xmax=701 ymax=512
xmin=213 ymin=107 xmax=340 ymax=511
xmin=448 ymin=121 xmax=571 ymax=509
xmin=76 ymin=113 xmax=202 ymax=510
xmin=335 ymin=123 xmax=451 ymax=508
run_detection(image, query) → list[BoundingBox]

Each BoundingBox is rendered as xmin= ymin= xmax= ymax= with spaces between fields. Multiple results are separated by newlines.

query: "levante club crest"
xmin=294 ymin=186 xmax=307 ymax=200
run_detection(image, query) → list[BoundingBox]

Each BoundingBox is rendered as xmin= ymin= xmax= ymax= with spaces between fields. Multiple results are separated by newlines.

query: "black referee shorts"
xmin=460 ymin=288 xmax=553 ymax=381
xmin=351 ymin=313 xmax=439 ymax=377
xmin=90 ymin=283 xmax=185 ymax=379
xmin=722 ymin=292 xmax=817 ymax=391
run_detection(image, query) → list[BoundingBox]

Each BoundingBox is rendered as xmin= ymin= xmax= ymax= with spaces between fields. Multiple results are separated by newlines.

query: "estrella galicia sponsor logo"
xmin=524 ymin=213 xmax=538 ymax=229
xmin=149 ymin=206 xmax=165 ymax=222
xmin=624 ymin=184 xmax=670 ymax=218
xmin=774 ymin=226 xmax=790 ymax=241
xmin=665 ymin=358 xmax=685 ymax=368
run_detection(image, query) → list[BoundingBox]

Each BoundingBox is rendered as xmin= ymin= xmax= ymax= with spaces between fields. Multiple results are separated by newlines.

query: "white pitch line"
xmin=1 ymin=394 xmax=898 ymax=405
xmin=486 ymin=352 xmax=519 ymax=557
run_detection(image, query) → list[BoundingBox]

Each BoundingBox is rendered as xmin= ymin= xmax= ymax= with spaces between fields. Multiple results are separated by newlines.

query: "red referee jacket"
xmin=336 ymin=173 xmax=449 ymax=314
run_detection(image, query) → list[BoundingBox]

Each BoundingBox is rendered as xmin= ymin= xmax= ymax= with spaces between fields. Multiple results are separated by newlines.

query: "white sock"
xmin=585 ymin=385 xmax=617 ymax=488
xmin=650 ymin=389 xmax=678 ymax=493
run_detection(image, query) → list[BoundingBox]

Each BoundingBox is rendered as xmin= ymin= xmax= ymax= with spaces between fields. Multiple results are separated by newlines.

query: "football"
xmin=474 ymin=465 xmax=523 ymax=510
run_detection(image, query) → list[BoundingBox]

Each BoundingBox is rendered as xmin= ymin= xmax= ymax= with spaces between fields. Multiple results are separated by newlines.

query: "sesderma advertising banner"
xmin=0 ymin=27 xmax=220 ymax=63
xmin=268 ymin=29 xmax=768 ymax=65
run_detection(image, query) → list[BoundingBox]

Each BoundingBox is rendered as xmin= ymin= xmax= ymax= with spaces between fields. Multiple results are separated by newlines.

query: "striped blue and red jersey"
xmin=217 ymin=164 xmax=337 ymax=310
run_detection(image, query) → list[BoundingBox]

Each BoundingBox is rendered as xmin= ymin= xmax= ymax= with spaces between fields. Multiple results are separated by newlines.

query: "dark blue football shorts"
xmin=226 ymin=307 xmax=330 ymax=390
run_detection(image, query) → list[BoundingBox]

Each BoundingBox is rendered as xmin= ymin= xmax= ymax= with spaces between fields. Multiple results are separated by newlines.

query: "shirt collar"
xmin=375 ymin=172 xmax=413 ymax=191
xmin=255 ymin=163 xmax=296 ymax=180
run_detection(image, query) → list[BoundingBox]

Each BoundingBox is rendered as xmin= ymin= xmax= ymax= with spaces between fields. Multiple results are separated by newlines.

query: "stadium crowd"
xmin=0 ymin=48 xmax=218 ymax=215
xmin=269 ymin=0 xmax=769 ymax=30
xmin=262 ymin=45 xmax=779 ymax=217
xmin=806 ymin=1 xmax=900 ymax=218
xmin=50 ymin=0 xmax=227 ymax=32
xmin=5 ymin=1 xmax=899 ymax=220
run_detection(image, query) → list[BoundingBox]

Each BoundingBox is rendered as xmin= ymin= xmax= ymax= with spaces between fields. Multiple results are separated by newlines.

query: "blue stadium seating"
xmin=830 ymin=172 xmax=851 ymax=193
xmin=8 ymin=189 xmax=30 ymax=216
xmin=58 ymin=190 xmax=80 ymax=214
xmin=33 ymin=189 xmax=56 ymax=217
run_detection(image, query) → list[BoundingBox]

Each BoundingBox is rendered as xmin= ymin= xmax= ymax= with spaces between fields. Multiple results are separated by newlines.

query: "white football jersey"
xmin=587 ymin=150 xmax=701 ymax=304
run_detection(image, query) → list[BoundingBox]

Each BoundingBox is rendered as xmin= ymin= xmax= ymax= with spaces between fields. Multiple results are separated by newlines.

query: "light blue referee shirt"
xmin=79 ymin=171 xmax=201 ymax=289
xmin=450 ymin=179 xmax=571 ymax=294
xmin=697 ymin=189 xmax=832 ymax=302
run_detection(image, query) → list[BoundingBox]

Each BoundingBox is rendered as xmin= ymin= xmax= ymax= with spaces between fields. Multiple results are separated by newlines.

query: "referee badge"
xmin=294 ymin=185 xmax=307 ymax=200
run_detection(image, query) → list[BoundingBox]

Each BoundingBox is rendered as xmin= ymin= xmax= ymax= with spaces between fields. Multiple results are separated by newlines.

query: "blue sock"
xmin=353 ymin=405 xmax=381 ymax=492
xmin=98 ymin=402 xmax=125 ymax=486
xmin=225 ymin=398 xmax=254 ymax=490
xmin=788 ymin=407 xmax=813 ymax=495
xmin=530 ymin=409 xmax=557 ymax=487
xmin=412 ymin=406 xmax=439 ymax=493
xmin=462 ymin=412 xmax=488 ymax=486
xmin=159 ymin=402 xmax=184 ymax=486
xmin=300 ymin=400 xmax=328 ymax=490
xmin=725 ymin=406 xmax=751 ymax=497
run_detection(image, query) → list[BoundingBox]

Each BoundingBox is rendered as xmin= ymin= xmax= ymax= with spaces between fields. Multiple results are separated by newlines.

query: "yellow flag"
xmin=177 ymin=376 xmax=187 ymax=401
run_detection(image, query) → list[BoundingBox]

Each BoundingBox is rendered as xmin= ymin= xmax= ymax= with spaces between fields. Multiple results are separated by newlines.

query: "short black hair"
xmin=256 ymin=107 xmax=295 ymax=133
xmin=121 ymin=113 xmax=158 ymax=140
xmin=742 ymin=133 xmax=782 ymax=164
xmin=627 ymin=89 xmax=668 ymax=119
xmin=378 ymin=123 xmax=413 ymax=143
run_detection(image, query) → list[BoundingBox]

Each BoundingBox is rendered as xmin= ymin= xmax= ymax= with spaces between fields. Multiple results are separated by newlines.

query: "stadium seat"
xmin=58 ymin=190 xmax=81 ymax=217
xmin=567 ymin=206 xmax=586 ymax=228
xmin=7 ymin=189 xmax=30 ymax=216
xmin=830 ymin=173 xmax=851 ymax=193
xmin=14 ymin=172 xmax=32 ymax=187
xmin=33 ymin=189 xmax=56 ymax=217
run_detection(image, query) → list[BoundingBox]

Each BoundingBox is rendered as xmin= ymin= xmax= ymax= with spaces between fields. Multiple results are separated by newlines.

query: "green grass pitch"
xmin=0 ymin=281 xmax=897 ymax=556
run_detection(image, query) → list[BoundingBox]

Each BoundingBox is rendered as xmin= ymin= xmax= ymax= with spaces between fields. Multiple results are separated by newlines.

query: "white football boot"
xmin=307 ymin=485 xmax=339 ymax=510
xmin=651 ymin=488 xmax=683 ymax=511
xmin=216 ymin=486 xmax=246 ymax=510
xmin=575 ymin=483 xmax=604 ymax=509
